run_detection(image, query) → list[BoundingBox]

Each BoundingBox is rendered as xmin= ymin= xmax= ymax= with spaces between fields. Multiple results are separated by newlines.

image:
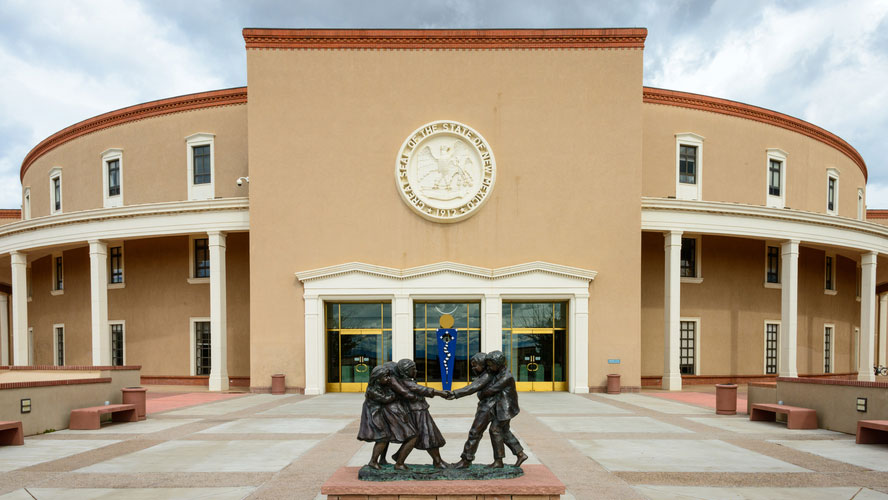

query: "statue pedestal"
xmin=321 ymin=463 xmax=565 ymax=499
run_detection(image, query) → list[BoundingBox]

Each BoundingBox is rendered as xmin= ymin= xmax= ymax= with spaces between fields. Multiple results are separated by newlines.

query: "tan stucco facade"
xmin=1 ymin=28 xmax=885 ymax=397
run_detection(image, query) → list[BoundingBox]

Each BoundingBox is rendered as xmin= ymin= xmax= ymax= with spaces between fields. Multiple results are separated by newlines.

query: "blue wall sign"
xmin=607 ymin=359 xmax=621 ymax=364
xmin=436 ymin=328 xmax=458 ymax=390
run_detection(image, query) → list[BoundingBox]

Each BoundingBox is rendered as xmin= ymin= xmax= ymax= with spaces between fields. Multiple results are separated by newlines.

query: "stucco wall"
xmin=642 ymin=232 xmax=861 ymax=377
xmin=22 ymin=104 xmax=248 ymax=218
xmin=26 ymin=234 xmax=249 ymax=377
xmin=642 ymin=103 xmax=866 ymax=218
xmin=247 ymin=48 xmax=644 ymax=391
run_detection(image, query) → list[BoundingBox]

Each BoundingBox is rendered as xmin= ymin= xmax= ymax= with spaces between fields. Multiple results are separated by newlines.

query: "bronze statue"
xmin=476 ymin=350 xmax=526 ymax=468
xmin=389 ymin=358 xmax=451 ymax=468
xmin=357 ymin=364 xmax=417 ymax=470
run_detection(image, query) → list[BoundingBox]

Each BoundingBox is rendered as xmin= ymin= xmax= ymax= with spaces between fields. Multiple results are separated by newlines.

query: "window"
xmin=185 ymin=133 xmax=215 ymax=201
xmin=53 ymin=324 xmax=64 ymax=366
xmin=680 ymin=236 xmax=701 ymax=282
xmin=27 ymin=327 xmax=33 ymax=366
xmin=109 ymin=245 xmax=124 ymax=285
xmin=765 ymin=149 xmax=787 ymax=209
xmin=826 ymin=169 xmax=839 ymax=215
xmin=675 ymin=133 xmax=704 ymax=200
xmin=22 ymin=187 xmax=30 ymax=220
xmin=193 ymin=238 xmax=209 ymax=279
xmin=857 ymin=264 xmax=862 ymax=301
xmin=823 ymin=325 xmax=834 ymax=374
xmin=680 ymin=320 xmax=699 ymax=375
xmin=766 ymin=245 xmax=780 ymax=285
xmin=193 ymin=320 xmax=211 ymax=376
xmin=101 ymin=148 xmax=123 ymax=208
xmin=52 ymin=253 xmax=64 ymax=294
xmin=111 ymin=322 xmax=125 ymax=366
xmin=49 ymin=167 xmax=63 ymax=214
xmin=825 ymin=253 xmax=836 ymax=293
xmin=858 ymin=189 xmax=865 ymax=220
xmin=765 ymin=322 xmax=779 ymax=374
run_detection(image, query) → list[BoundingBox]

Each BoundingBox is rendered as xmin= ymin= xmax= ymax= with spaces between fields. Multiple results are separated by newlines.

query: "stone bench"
xmin=857 ymin=420 xmax=888 ymax=444
xmin=0 ymin=421 xmax=23 ymax=446
xmin=749 ymin=403 xmax=817 ymax=429
xmin=69 ymin=403 xmax=137 ymax=430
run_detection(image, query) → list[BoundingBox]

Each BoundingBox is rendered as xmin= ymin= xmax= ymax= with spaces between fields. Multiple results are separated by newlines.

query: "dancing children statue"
xmin=476 ymin=350 xmax=525 ymax=468
xmin=389 ymin=358 xmax=451 ymax=468
xmin=357 ymin=364 xmax=417 ymax=470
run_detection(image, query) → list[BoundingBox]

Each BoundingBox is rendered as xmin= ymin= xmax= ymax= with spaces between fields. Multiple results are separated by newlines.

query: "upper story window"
xmin=858 ymin=189 xmax=865 ymax=220
xmin=826 ymin=168 xmax=839 ymax=216
xmin=825 ymin=253 xmax=837 ymax=294
xmin=52 ymin=253 xmax=64 ymax=294
xmin=675 ymin=133 xmax=704 ymax=201
xmin=101 ymin=149 xmax=123 ymax=208
xmin=185 ymin=133 xmax=215 ymax=201
xmin=109 ymin=245 xmax=124 ymax=285
xmin=49 ymin=167 xmax=63 ymax=214
xmin=765 ymin=149 xmax=787 ymax=209
xmin=766 ymin=245 xmax=780 ymax=285
xmin=680 ymin=236 xmax=702 ymax=282
xmin=22 ymin=187 xmax=30 ymax=220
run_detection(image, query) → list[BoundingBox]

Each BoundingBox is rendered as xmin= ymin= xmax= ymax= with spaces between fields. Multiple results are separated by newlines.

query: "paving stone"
xmin=197 ymin=418 xmax=352 ymax=434
xmin=770 ymin=439 xmax=888 ymax=471
xmin=538 ymin=416 xmax=692 ymax=434
xmin=687 ymin=417 xmax=844 ymax=435
xmin=4 ymin=487 xmax=256 ymax=499
xmin=55 ymin=419 xmax=201 ymax=435
xmin=633 ymin=485 xmax=888 ymax=499
xmin=0 ymin=440 xmax=119 ymax=472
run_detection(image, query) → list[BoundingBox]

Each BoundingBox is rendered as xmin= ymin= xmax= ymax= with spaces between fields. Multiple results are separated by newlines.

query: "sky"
xmin=0 ymin=0 xmax=886 ymax=209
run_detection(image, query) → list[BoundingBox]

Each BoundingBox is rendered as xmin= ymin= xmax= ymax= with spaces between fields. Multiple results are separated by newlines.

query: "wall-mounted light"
xmin=20 ymin=398 xmax=31 ymax=413
xmin=857 ymin=397 xmax=868 ymax=412
xmin=236 ymin=176 xmax=250 ymax=187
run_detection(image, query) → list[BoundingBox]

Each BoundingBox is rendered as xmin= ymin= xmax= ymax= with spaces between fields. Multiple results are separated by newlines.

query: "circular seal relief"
xmin=395 ymin=120 xmax=496 ymax=223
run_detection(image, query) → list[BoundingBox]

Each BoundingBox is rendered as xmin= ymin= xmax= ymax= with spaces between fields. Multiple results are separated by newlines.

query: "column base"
xmin=208 ymin=374 xmax=230 ymax=392
xmin=662 ymin=374 xmax=682 ymax=391
xmin=858 ymin=372 xmax=876 ymax=382
xmin=778 ymin=371 xmax=798 ymax=378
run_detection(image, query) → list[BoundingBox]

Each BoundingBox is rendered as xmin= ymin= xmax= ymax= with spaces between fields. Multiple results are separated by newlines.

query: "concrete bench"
xmin=857 ymin=420 xmax=888 ymax=444
xmin=750 ymin=403 xmax=817 ymax=429
xmin=0 ymin=421 xmax=24 ymax=445
xmin=69 ymin=404 xmax=137 ymax=430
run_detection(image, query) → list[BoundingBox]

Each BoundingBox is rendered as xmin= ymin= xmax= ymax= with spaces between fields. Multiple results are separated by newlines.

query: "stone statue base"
xmin=358 ymin=463 xmax=524 ymax=481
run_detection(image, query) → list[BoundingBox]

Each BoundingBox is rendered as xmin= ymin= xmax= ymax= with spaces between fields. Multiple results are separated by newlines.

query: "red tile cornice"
xmin=20 ymin=88 xmax=248 ymax=182
xmin=867 ymin=209 xmax=888 ymax=219
xmin=644 ymin=87 xmax=867 ymax=181
xmin=0 ymin=209 xmax=21 ymax=218
xmin=242 ymin=28 xmax=647 ymax=50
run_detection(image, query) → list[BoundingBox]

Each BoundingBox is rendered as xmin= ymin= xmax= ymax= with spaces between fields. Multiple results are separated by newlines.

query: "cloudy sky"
xmin=1 ymin=0 xmax=886 ymax=209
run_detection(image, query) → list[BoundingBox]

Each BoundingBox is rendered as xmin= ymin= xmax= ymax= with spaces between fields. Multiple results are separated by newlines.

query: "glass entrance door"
xmin=326 ymin=303 xmax=391 ymax=392
xmin=503 ymin=302 xmax=567 ymax=391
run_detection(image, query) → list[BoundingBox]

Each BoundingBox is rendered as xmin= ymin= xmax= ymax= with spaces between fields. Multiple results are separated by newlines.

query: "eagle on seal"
xmin=415 ymin=140 xmax=475 ymax=201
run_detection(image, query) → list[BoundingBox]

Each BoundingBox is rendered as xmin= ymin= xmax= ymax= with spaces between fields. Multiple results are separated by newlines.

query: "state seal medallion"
xmin=396 ymin=120 xmax=496 ymax=223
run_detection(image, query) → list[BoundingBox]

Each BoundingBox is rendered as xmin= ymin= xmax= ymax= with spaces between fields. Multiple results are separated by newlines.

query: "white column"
xmin=859 ymin=251 xmax=877 ymax=382
xmin=879 ymin=293 xmax=887 ymax=367
xmin=663 ymin=231 xmax=682 ymax=390
xmin=208 ymin=231 xmax=228 ymax=391
xmin=571 ymin=293 xmax=590 ymax=394
xmin=10 ymin=252 xmax=28 ymax=366
xmin=88 ymin=240 xmax=110 ymax=366
xmin=0 ymin=294 xmax=8 ymax=365
xmin=303 ymin=294 xmax=322 ymax=395
xmin=483 ymin=294 xmax=503 ymax=353
xmin=392 ymin=293 xmax=413 ymax=361
xmin=779 ymin=240 xmax=799 ymax=378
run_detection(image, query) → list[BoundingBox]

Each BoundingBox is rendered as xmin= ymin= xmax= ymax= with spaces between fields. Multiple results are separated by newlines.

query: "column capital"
xmin=87 ymin=239 xmax=106 ymax=246
xmin=9 ymin=251 xmax=26 ymax=265
xmin=664 ymin=231 xmax=683 ymax=248
xmin=862 ymin=251 xmax=878 ymax=265
xmin=206 ymin=230 xmax=227 ymax=237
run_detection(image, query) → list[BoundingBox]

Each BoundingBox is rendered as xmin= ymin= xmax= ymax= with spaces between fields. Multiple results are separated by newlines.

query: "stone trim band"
xmin=643 ymin=87 xmax=867 ymax=180
xmin=242 ymin=28 xmax=647 ymax=50
xmin=20 ymin=87 xmax=248 ymax=181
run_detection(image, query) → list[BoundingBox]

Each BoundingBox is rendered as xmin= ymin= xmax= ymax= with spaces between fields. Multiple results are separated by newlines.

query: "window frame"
xmin=823 ymin=324 xmax=835 ymax=374
xmin=101 ymin=148 xmax=124 ymax=208
xmin=679 ymin=317 xmax=701 ymax=376
xmin=765 ymin=149 xmax=787 ymax=209
xmin=826 ymin=168 xmax=839 ymax=216
xmin=675 ymin=133 xmax=704 ymax=201
xmin=824 ymin=252 xmax=837 ymax=295
xmin=764 ymin=242 xmax=781 ymax=288
xmin=108 ymin=243 xmax=125 ymax=288
xmin=764 ymin=321 xmax=780 ymax=375
xmin=53 ymin=323 xmax=65 ymax=366
xmin=22 ymin=187 xmax=30 ymax=220
xmin=51 ymin=252 xmax=64 ymax=295
xmin=680 ymin=235 xmax=702 ymax=284
xmin=188 ymin=236 xmax=210 ymax=284
xmin=49 ymin=167 xmax=63 ymax=215
xmin=110 ymin=320 xmax=126 ymax=366
xmin=190 ymin=317 xmax=211 ymax=376
xmin=185 ymin=133 xmax=215 ymax=201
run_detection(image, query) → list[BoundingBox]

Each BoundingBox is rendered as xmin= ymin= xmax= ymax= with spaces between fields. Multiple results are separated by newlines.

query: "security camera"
xmin=236 ymin=176 xmax=250 ymax=187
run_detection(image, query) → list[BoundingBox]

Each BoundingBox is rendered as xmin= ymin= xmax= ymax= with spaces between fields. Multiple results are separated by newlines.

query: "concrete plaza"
xmin=1 ymin=389 xmax=887 ymax=499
